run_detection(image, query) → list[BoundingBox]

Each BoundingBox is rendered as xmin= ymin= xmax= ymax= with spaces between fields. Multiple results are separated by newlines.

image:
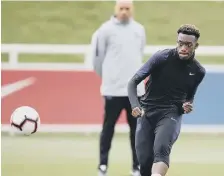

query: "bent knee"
xmin=154 ymin=142 xmax=172 ymax=167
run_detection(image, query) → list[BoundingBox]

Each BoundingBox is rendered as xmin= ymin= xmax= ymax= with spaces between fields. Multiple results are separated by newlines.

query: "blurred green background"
xmin=2 ymin=2 xmax=224 ymax=176
xmin=1 ymin=1 xmax=224 ymax=64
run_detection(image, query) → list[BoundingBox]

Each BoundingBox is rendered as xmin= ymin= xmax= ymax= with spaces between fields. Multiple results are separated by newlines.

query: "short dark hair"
xmin=177 ymin=24 xmax=200 ymax=39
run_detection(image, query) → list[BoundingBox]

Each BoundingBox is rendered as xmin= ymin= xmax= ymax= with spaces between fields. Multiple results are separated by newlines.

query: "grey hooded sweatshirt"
xmin=91 ymin=16 xmax=146 ymax=96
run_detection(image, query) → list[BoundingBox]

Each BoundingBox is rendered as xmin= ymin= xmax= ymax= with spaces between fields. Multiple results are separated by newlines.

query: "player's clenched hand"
xmin=132 ymin=107 xmax=144 ymax=118
xmin=182 ymin=102 xmax=193 ymax=114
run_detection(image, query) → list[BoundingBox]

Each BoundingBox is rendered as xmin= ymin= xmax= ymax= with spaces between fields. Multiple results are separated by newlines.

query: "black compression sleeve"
xmin=128 ymin=50 xmax=168 ymax=109
xmin=128 ymin=74 xmax=143 ymax=109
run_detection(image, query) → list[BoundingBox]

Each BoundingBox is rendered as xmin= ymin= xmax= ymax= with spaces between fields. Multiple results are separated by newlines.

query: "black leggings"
xmin=135 ymin=114 xmax=182 ymax=176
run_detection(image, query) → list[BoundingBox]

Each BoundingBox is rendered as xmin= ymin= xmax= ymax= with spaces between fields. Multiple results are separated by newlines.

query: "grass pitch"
xmin=2 ymin=133 xmax=224 ymax=176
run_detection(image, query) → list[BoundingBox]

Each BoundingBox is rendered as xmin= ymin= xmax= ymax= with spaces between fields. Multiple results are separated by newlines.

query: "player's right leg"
xmin=135 ymin=115 xmax=155 ymax=176
xmin=98 ymin=96 xmax=123 ymax=176
xmin=151 ymin=115 xmax=182 ymax=176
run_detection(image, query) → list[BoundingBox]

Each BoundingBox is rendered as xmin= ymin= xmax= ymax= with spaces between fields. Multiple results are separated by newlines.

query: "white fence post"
xmin=84 ymin=52 xmax=93 ymax=69
xmin=8 ymin=51 xmax=18 ymax=66
xmin=84 ymin=45 xmax=94 ymax=69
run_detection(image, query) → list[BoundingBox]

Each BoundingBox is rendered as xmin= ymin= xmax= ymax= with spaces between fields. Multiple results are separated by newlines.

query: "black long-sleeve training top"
xmin=128 ymin=48 xmax=206 ymax=116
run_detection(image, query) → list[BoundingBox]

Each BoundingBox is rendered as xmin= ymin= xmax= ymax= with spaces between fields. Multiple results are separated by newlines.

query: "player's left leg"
xmin=151 ymin=115 xmax=182 ymax=176
xmin=135 ymin=114 xmax=155 ymax=176
xmin=124 ymin=97 xmax=140 ymax=175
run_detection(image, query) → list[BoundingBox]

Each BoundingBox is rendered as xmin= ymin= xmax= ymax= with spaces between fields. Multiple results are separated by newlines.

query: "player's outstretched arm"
xmin=128 ymin=51 xmax=167 ymax=113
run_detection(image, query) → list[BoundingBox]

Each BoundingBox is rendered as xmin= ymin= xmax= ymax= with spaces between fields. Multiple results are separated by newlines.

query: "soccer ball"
xmin=10 ymin=106 xmax=40 ymax=136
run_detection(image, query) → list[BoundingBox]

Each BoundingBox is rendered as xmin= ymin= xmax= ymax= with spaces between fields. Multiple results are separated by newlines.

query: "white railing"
xmin=1 ymin=44 xmax=224 ymax=69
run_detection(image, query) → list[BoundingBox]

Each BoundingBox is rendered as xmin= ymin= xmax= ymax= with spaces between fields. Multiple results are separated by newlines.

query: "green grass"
xmin=2 ymin=133 xmax=224 ymax=176
xmin=2 ymin=1 xmax=224 ymax=45
xmin=2 ymin=53 xmax=224 ymax=64
xmin=1 ymin=54 xmax=84 ymax=63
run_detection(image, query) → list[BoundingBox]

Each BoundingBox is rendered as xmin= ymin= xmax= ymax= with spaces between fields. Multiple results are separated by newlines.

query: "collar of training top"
xmin=111 ymin=15 xmax=133 ymax=25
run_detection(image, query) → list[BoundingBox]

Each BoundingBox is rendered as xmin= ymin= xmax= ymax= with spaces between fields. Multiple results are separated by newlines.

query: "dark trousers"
xmin=99 ymin=96 xmax=139 ymax=170
xmin=135 ymin=113 xmax=182 ymax=176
